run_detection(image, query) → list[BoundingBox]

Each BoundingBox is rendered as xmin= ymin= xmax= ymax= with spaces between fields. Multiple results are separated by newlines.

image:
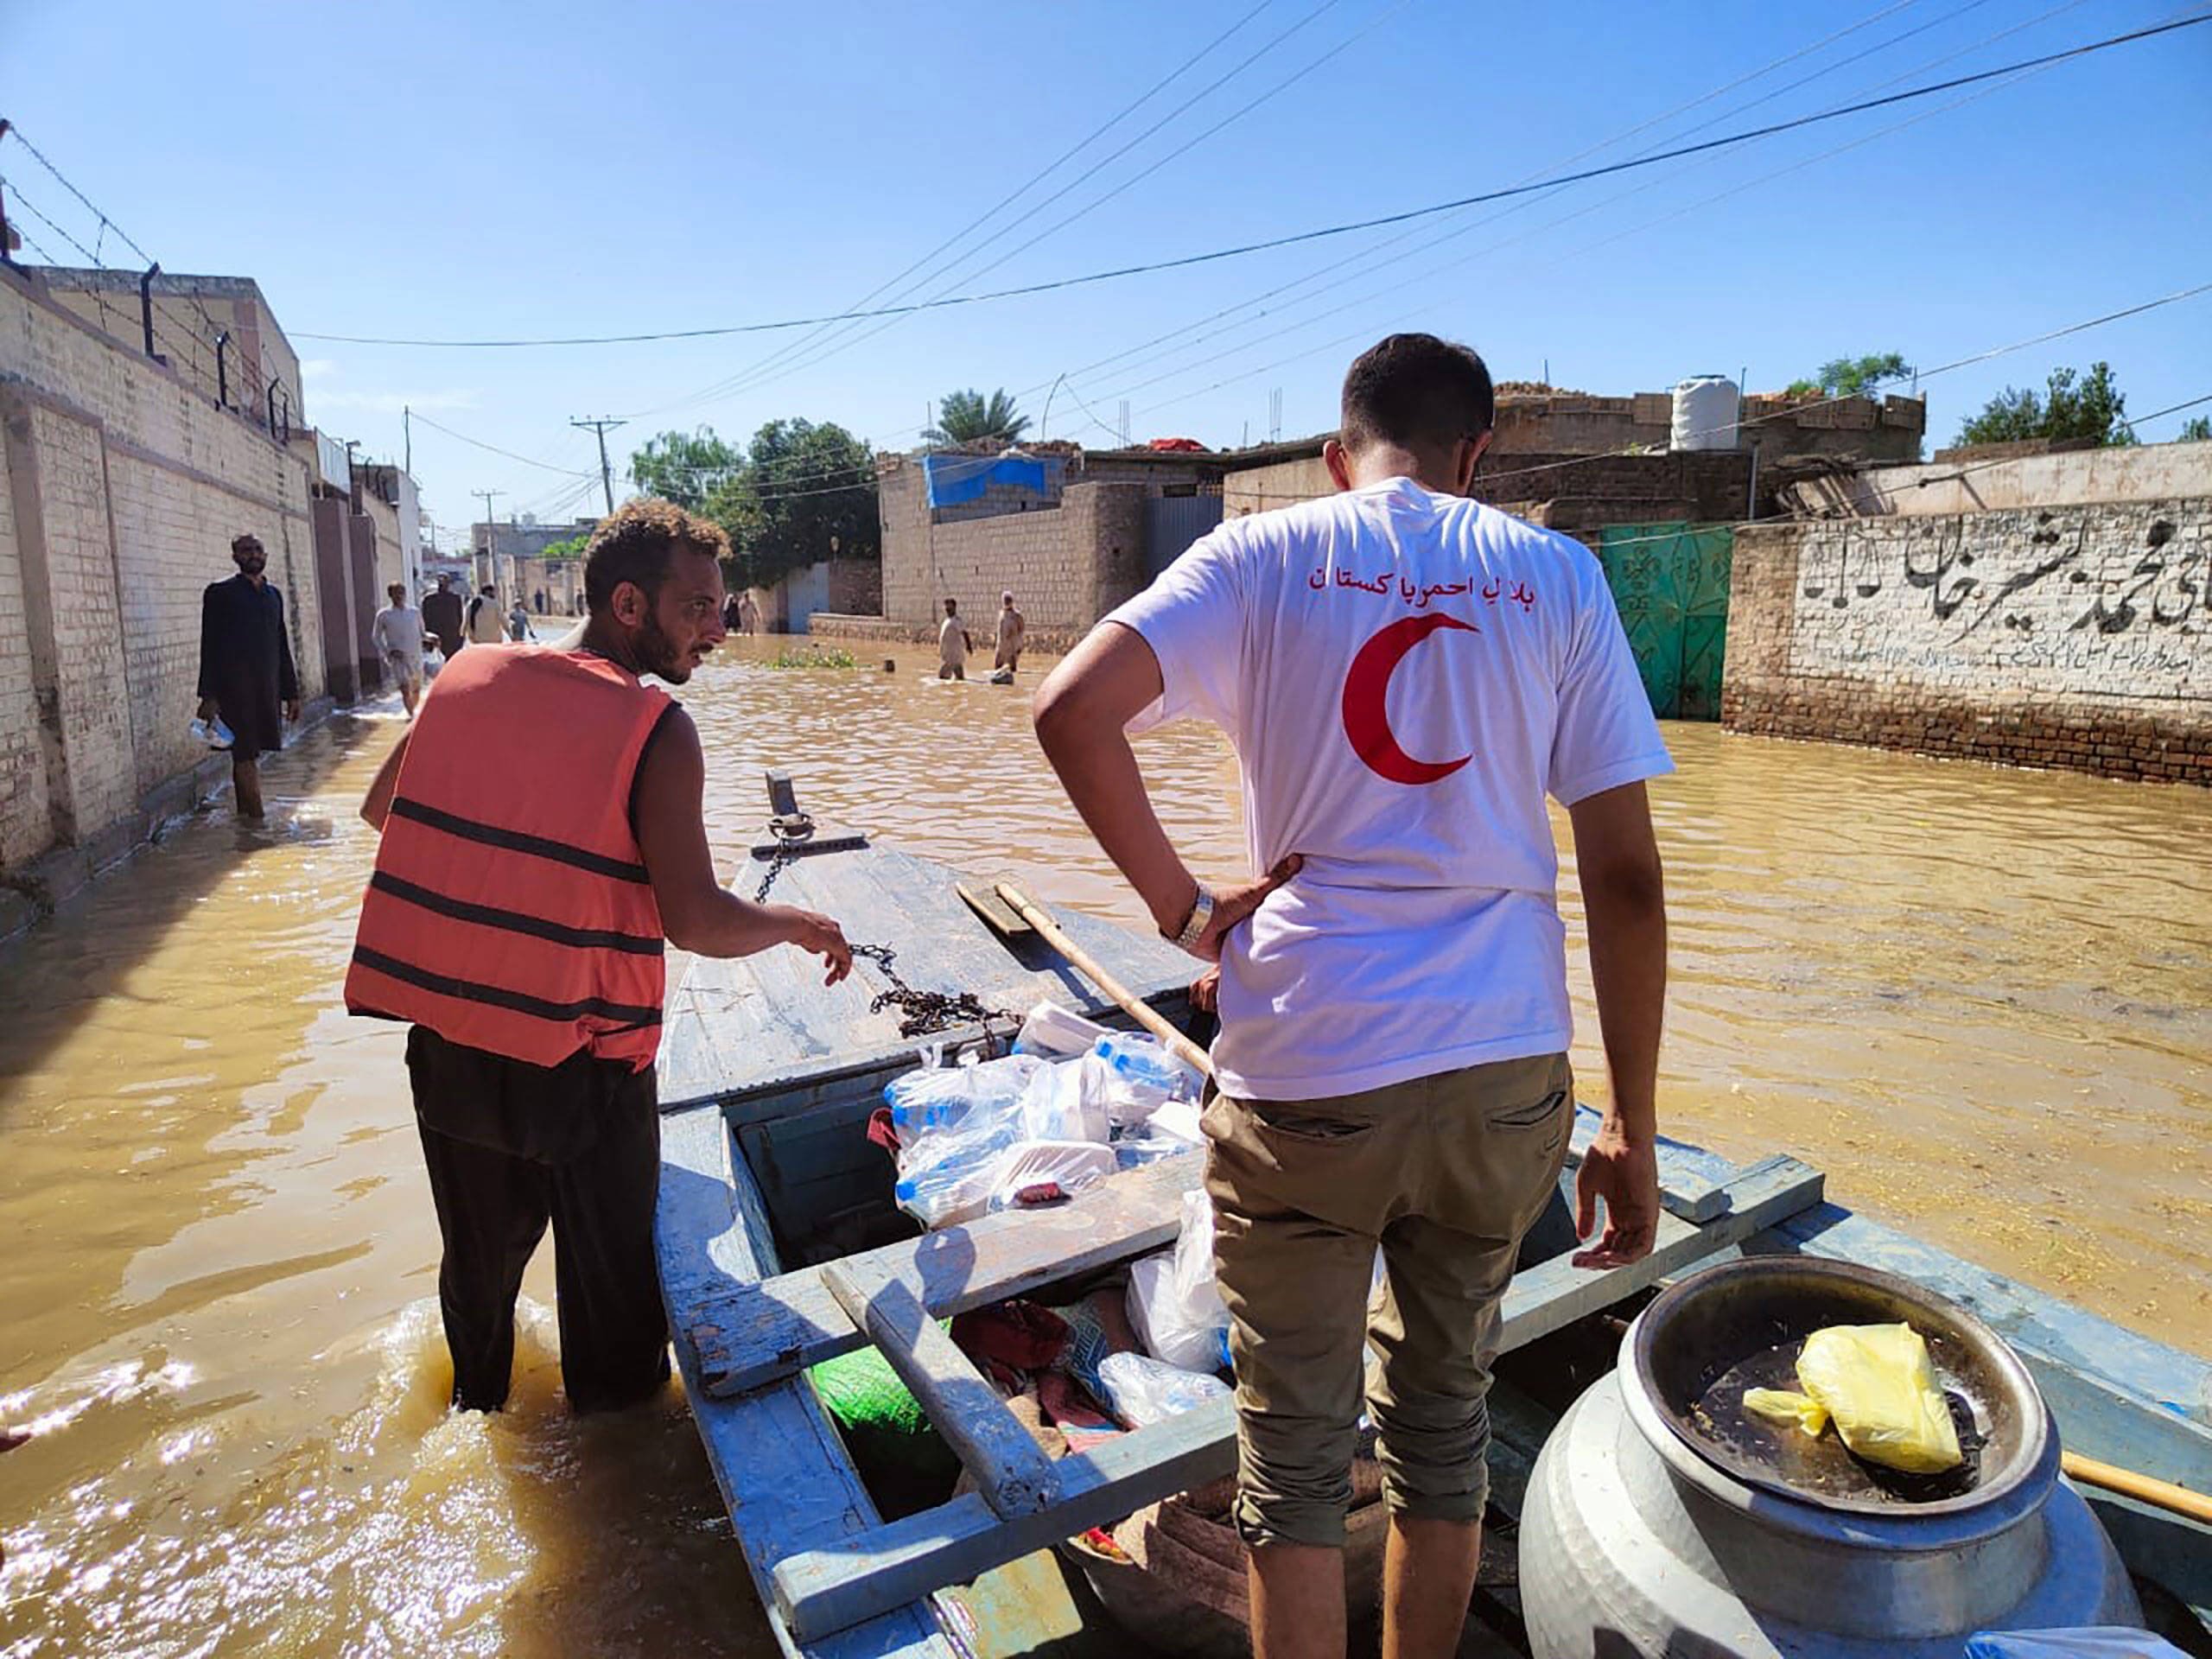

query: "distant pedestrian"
xmin=423 ymin=575 xmax=463 ymax=659
xmin=938 ymin=597 xmax=971 ymax=681
xmin=737 ymin=592 xmax=761 ymax=636
xmin=506 ymin=599 xmax=535 ymax=643
xmin=994 ymin=590 xmax=1027 ymax=672
xmin=372 ymin=581 xmax=429 ymax=715
xmin=723 ymin=593 xmax=743 ymax=633
xmin=196 ymin=532 xmax=302 ymax=819
xmin=465 ymin=583 xmax=505 ymax=645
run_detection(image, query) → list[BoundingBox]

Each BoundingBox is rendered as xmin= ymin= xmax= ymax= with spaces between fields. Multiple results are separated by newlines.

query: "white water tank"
xmin=1670 ymin=375 xmax=1740 ymax=451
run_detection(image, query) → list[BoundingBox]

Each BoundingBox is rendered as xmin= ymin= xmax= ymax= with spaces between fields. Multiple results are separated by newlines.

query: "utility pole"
xmin=474 ymin=488 xmax=502 ymax=590
xmin=403 ymin=404 xmax=411 ymax=476
xmin=570 ymin=416 xmax=626 ymax=516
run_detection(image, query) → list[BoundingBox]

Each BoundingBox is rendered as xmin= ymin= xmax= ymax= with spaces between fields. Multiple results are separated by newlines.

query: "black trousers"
xmin=406 ymin=1026 xmax=671 ymax=1413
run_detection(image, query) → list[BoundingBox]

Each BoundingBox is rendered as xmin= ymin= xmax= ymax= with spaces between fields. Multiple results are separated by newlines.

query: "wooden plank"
xmin=655 ymin=1107 xmax=955 ymax=1659
xmin=823 ymin=1260 xmax=1064 ymax=1519
xmin=766 ymin=1156 xmax=1827 ymax=1642
xmin=692 ymin=1151 xmax=1201 ymax=1396
xmin=1498 ymin=1156 xmax=1822 ymax=1350
xmin=1564 ymin=1103 xmax=1731 ymax=1223
xmin=772 ymin=1395 xmax=1240 ymax=1643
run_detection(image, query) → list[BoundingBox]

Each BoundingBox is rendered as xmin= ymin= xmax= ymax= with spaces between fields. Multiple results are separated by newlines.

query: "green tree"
xmin=627 ymin=428 xmax=744 ymax=512
xmin=924 ymin=387 xmax=1030 ymax=447
xmin=2177 ymin=415 xmax=2212 ymax=442
xmin=1787 ymin=352 xmax=1911 ymax=399
xmin=1955 ymin=362 xmax=2134 ymax=448
xmin=540 ymin=531 xmax=590 ymax=562
xmin=703 ymin=418 xmax=878 ymax=591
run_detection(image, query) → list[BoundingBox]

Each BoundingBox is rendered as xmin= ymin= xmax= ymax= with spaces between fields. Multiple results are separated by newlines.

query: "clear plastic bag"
xmin=1092 ymin=1033 xmax=1204 ymax=1127
xmin=983 ymin=1140 xmax=1116 ymax=1211
xmin=1965 ymin=1632 xmax=2189 ymax=1658
xmin=1096 ymin=1351 xmax=1230 ymax=1427
xmin=1017 ymin=1055 xmax=1111 ymax=1145
xmin=1127 ymin=1189 xmax=1231 ymax=1372
xmin=1793 ymin=1322 xmax=1963 ymax=1474
xmin=888 ymin=1053 xmax=1049 ymax=1229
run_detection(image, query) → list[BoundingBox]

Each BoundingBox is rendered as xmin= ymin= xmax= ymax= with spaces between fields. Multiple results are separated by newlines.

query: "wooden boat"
xmin=655 ymin=809 xmax=2212 ymax=1658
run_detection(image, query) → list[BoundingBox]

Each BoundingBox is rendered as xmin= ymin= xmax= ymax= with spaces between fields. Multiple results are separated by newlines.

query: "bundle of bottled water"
xmin=883 ymin=1007 xmax=1205 ymax=1229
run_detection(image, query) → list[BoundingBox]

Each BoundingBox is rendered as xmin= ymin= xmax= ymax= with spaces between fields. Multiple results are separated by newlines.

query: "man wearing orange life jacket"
xmin=348 ymin=499 xmax=853 ymax=1414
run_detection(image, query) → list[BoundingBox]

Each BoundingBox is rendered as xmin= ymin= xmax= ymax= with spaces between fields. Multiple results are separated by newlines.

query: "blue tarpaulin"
xmin=923 ymin=453 xmax=1064 ymax=508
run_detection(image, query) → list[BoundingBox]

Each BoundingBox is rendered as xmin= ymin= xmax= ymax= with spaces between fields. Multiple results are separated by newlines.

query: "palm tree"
xmin=924 ymin=388 xmax=1030 ymax=447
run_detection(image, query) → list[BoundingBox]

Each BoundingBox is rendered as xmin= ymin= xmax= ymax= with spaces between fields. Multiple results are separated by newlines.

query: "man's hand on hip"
xmin=1190 ymin=854 xmax=1303 ymax=961
xmin=1572 ymin=1119 xmax=1659 ymax=1268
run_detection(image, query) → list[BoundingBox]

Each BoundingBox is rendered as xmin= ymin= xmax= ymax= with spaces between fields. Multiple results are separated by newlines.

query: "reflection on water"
xmin=1 ymin=633 xmax=2206 ymax=1656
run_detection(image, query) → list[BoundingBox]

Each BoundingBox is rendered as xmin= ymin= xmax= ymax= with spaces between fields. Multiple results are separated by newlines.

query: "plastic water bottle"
xmin=1094 ymin=1033 xmax=1198 ymax=1098
xmin=189 ymin=715 xmax=235 ymax=751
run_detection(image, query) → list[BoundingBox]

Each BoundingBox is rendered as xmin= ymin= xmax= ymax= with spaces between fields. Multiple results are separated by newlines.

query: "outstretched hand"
xmin=777 ymin=906 xmax=854 ymax=985
xmin=1190 ymin=855 xmax=1303 ymax=962
xmin=1572 ymin=1120 xmax=1659 ymax=1268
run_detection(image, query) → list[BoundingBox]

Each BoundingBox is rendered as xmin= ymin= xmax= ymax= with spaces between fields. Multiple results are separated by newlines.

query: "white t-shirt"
xmin=938 ymin=616 xmax=968 ymax=667
xmin=371 ymin=604 xmax=424 ymax=674
xmin=1108 ymin=476 xmax=1672 ymax=1101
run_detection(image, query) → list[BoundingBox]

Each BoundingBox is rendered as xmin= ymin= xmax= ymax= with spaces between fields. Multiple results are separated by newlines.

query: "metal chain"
xmin=752 ymin=843 xmax=801 ymax=902
xmin=749 ymin=857 xmax=1016 ymax=1039
xmin=852 ymin=944 xmax=1018 ymax=1039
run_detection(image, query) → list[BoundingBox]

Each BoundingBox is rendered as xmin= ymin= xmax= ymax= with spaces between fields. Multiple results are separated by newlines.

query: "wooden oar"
xmin=992 ymin=881 xmax=1212 ymax=1077
xmin=2062 ymin=1450 xmax=2212 ymax=1525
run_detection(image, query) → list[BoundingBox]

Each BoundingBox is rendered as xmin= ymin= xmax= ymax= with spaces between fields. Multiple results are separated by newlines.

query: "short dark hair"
xmin=232 ymin=533 xmax=263 ymax=555
xmin=583 ymin=499 xmax=732 ymax=614
xmin=1339 ymin=333 xmax=1494 ymax=454
xmin=387 ymin=582 xmax=404 ymax=600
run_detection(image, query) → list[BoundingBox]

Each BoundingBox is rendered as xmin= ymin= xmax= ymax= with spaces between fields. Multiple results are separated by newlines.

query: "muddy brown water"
xmin=3 ymin=632 xmax=2206 ymax=1656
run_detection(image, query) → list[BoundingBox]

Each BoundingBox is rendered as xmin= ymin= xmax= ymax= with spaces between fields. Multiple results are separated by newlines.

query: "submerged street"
xmin=2 ymin=634 xmax=2207 ymax=1657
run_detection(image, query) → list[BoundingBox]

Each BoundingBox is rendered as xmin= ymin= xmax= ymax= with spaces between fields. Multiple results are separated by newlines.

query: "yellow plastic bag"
xmin=1743 ymin=1387 xmax=1830 ymax=1436
xmin=1793 ymin=1322 xmax=1963 ymax=1474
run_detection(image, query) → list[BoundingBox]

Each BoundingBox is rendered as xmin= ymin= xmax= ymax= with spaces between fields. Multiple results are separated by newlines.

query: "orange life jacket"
xmin=346 ymin=645 xmax=673 ymax=1070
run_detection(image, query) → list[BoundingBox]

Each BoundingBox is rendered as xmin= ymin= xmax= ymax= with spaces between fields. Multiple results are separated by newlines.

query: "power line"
xmin=624 ymin=0 xmax=1295 ymax=422
xmin=672 ymin=0 xmax=1404 ymax=416
xmin=1041 ymin=0 xmax=2043 ymax=415
xmin=570 ymin=416 xmax=626 ymax=514
xmin=1096 ymin=6 xmax=2079 ymax=420
xmin=292 ymin=15 xmax=2212 ymax=350
xmin=409 ymin=410 xmax=598 ymax=476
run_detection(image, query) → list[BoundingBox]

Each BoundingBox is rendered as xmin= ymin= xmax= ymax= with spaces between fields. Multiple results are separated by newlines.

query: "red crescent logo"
xmin=1340 ymin=613 xmax=1478 ymax=785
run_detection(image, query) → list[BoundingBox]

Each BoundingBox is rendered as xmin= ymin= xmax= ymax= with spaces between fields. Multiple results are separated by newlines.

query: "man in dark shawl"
xmin=196 ymin=532 xmax=301 ymax=818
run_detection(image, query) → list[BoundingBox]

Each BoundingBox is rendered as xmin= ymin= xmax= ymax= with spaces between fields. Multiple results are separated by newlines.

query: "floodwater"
xmin=2 ymin=631 xmax=2206 ymax=1657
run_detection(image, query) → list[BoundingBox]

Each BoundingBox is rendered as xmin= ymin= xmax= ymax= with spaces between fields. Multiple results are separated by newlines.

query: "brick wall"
xmin=1724 ymin=501 xmax=2210 ymax=784
xmin=877 ymin=461 xmax=1152 ymax=636
xmin=1224 ymin=449 xmax=1754 ymax=537
xmin=0 ymin=265 xmax=322 ymax=872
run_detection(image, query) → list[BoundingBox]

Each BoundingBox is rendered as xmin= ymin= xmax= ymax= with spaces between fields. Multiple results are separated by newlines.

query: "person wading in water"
xmin=1035 ymin=334 xmax=1669 ymax=1659
xmin=347 ymin=499 xmax=854 ymax=1413
xmin=196 ymin=531 xmax=301 ymax=820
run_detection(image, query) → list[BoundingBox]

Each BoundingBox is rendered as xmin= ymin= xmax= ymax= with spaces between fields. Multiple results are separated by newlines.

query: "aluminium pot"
xmin=1519 ymin=1256 xmax=2140 ymax=1657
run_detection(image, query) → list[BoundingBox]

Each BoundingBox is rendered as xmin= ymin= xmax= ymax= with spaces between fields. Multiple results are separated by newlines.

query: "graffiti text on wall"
xmin=1788 ymin=504 xmax=2208 ymax=698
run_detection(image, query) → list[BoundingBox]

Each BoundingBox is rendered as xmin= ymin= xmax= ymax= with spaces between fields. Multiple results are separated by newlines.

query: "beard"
xmin=635 ymin=607 xmax=690 ymax=683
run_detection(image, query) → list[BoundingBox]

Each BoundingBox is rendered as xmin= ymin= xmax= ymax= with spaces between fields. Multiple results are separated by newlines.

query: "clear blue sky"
xmin=6 ymin=0 xmax=2209 ymax=544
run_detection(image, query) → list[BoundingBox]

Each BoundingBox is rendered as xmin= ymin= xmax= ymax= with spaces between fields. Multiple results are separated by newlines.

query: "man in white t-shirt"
xmin=937 ymin=597 xmax=971 ymax=680
xmin=1035 ymin=334 xmax=1670 ymax=1659
xmin=370 ymin=582 xmax=428 ymax=715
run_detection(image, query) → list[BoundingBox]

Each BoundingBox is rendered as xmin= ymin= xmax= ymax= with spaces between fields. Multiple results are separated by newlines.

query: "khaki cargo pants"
xmin=1201 ymin=1052 xmax=1573 ymax=1549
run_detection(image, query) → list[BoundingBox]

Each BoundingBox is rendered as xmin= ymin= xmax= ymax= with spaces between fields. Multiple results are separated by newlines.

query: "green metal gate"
xmin=1596 ymin=521 xmax=1733 ymax=721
